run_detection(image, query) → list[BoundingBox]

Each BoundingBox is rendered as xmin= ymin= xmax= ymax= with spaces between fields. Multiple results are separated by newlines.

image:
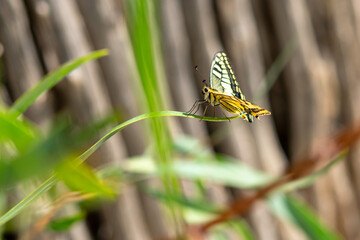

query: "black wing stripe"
xmin=210 ymin=52 xmax=245 ymax=100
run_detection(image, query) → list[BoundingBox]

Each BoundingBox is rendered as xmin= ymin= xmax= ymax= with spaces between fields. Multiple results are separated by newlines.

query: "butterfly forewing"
xmin=210 ymin=51 xmax=253 ymax=122
xmin=210 ymin=52 xmax=244 ymax=99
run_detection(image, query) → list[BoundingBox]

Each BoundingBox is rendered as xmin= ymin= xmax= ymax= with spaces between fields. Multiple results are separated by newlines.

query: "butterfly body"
xmin=189 ymin=51 xmax=271 ymax=122
xmin=202 ymin=85 xmax=270 ymax=121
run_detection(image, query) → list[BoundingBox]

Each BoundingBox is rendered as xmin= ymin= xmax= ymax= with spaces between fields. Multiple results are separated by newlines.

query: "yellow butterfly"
xmin=188 ymin=51 xmax=271 ymax=122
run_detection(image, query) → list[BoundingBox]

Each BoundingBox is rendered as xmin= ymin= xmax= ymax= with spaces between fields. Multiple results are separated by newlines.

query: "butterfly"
xmin=188 ymin=51 xmax=271 ymax=122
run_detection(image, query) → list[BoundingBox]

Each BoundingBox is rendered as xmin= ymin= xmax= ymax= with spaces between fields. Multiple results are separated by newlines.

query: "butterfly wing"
xmin=210 ymin=51 xmax=253 ymax=122
xmin=218 ymin=94 xmax=271 ymax=120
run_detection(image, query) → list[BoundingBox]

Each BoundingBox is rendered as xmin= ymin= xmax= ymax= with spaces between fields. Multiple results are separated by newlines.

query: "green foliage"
xmin=9 ymin=49 xmax=108 ymax=117
xmin=0 ymin=109 xmax=37 ymax=153
xmin=126 ymin=135 xmax=343 ymax=239
xmin=56 ymin=159 xmax=116 ymax=199
xmin=0 ymin=50 xmax=110 ymax=226
xmin=0 ymin=110 xmax=237 ymax=226
xmin=269 ymin=194 xmax=341 ymax=240
xmin=0 ymin=176 xmax=57 ymax=226
xmin=0 ymin=121 xmax=69 ymax=187
xmin=49 ymin=212 xmax=86 ymax=231
xmin=125 ymin=0 xmax=183 ymax=234
xmin=0 ymin=27 xmax=343 ymax=240
xmin=227 ymin=220 xmax=256 ymax=240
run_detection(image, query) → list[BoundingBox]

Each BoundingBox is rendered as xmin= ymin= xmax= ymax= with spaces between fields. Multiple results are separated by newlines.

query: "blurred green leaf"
xmin=0 ymin=110 xmax=37 ymax=152
xmin=208 ymin=220 xmax=256 ymax=240
xmin=0 ymin=111 xmax=244 ymax=226
xmin=0 ymin=122 xmax=72 ymax=188
xmin=147 ymin=188 xmax=255 ymax=240
xmin=9 ymin=49 xmax=108 ymax=117
xmin=125 ymin=135 xmax=344 ymax=191
xmin=49 ymin=212 xmax=85 ymax=231
xmin=56 ymin=159 xmax=116 ymax=199
xmin=275 ymin=151 xmax=345 ymax=193
xmin=125 ymin=155 xmax=274 ymax=189
xmin=173 ymin=159 xmax=274 ymax=189
xmin=173 ymin=135 xmax=212 ymax=157
xmin=173 ymin=136 xmax=275 ymax=188
xmin=209 ymin=231 xmax=228 ymax=240
xmin=268 ymin=194 xmax=341 ymax=240
xmin=146 ymin=188 xmax=219 ymax=224
xmin=96 ymin=163 xmax=123 ymax=177
xmin=227 ymin=220 xmax=256 ymax=240
xmin=146 ymin=188 xmax=221 ymax=214
xmin=0 ymin=115 xmax=115 ymax=225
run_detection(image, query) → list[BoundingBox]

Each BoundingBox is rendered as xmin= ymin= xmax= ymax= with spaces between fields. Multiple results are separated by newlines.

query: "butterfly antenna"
xmin=194 ymin=65 xmax=208 ymax=86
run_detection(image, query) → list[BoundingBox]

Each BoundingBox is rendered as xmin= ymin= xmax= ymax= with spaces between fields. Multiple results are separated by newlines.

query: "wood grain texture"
xmin=0 ymin=0 xmax=53 ymax=126
xmin=2 ymin=0 xmax=360 ymax=239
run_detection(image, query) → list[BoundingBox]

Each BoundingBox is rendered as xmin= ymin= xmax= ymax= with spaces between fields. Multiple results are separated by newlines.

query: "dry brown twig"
xmin=183 ymin=122 xmax=360 ymax=239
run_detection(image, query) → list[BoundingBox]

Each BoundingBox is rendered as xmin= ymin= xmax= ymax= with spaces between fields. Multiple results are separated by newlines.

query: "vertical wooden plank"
xmin=0 ymin=0 xmax=53 ymax=126
xmin=27 ymin=0 xmax=150 ymax=239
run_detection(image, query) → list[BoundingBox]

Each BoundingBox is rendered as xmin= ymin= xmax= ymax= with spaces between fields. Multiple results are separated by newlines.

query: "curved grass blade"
xmin=9 ymin=49 xmax=109 ymax=117
xmin=78 ymin=111 xmax=244 ymax=164
xmin=0 ymin=176 xmax=57 ymax=225
xmin=0 ymin=111 xmax=238 ymax=225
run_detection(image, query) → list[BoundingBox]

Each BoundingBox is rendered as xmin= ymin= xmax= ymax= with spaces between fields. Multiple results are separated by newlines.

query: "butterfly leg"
xmin=187 ymin=99 xmax=205 ymax=115
xmin=186 ymin=100 xmax=199 ymax=114
xmin=220 ymin=106 xmax=231 ymax=122
xmin=194 ymin=101 xmax=206 ymax=116
xmin=200 ymin=104 xmax=210 ymax=121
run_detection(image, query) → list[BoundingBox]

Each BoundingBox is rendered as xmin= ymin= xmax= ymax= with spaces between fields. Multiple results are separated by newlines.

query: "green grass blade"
xmin=0 ymin=111 xmax=235 ymax=225
xmin=9 ymin=49 xmax=108 ymax=117
xmin=0 ymin=175 xmax=57 ymax=225
xmin=268 ymin=194 xmax=341 ymax=240
xmin=126 ymin=0 xmax=183 ymax=231
xmin=56 ymin=159 xmax=116 ymax=198
xmin=78 ymin=111 xmax=243 ymax=163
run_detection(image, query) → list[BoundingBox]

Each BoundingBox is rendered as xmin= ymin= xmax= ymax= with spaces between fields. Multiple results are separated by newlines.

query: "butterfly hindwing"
xmin=217 ymin=94 xmax=270 ymax=120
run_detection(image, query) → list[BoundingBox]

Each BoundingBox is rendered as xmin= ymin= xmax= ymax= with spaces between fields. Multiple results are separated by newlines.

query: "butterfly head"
xmin=202 ymin=79 xmax=211 ymax=101
xmin=202 ymin=85 xmax=210 ymax=97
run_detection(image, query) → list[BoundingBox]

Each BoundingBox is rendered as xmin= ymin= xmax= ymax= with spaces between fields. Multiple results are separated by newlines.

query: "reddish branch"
xmin=200 ymin=122 xmax=360 ymax=232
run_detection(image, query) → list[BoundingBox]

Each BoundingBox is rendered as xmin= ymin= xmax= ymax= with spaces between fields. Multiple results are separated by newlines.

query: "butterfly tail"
xmin=245 ymin=114 xmax=254 ymax=122
xmin=239 ymin=111 xmax=253 ymax=123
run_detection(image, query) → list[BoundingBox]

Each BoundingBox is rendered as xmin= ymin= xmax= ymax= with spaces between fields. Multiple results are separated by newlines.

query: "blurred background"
xmin=1 ymin=0 xmax=360 ymax=239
